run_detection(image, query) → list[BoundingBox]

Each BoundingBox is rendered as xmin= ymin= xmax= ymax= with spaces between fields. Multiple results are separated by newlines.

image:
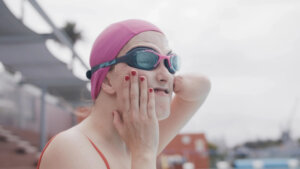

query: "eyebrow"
xmin=143 ymin=46 xmax=173 ymax=55
xmin=167 ymin=50 xmax=173 ymax=55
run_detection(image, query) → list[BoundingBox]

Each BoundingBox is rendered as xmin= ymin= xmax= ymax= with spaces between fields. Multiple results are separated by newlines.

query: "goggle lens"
xmin=135 ymin=50 xmax=179 ymax=74
xmin=135 ymin=51 xmax=159 ymax=70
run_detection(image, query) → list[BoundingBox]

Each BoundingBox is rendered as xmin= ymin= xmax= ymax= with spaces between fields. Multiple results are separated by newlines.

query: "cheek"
xmin=137 ymin=71 xmax=154 ymax=83
xmin=111 ymin=64 xmax=131 ymax=85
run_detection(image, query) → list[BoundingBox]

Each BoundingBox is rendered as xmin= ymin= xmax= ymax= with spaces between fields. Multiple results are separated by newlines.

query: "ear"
xmin=101 ymin=77 xmax=116 ymax=95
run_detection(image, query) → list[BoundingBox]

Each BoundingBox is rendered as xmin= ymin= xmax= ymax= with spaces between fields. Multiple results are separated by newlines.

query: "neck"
xmin=78 ymin=92 xmax=129 ymax=156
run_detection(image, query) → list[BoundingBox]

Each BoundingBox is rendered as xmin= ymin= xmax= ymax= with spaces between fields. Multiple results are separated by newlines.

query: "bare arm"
xmin=158 ymin=74 xmax=211 ymax=154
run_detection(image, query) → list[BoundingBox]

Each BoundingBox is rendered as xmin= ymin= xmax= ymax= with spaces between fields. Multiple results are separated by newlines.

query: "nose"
xmin=155 ymin=59 xmax=172 ymax=83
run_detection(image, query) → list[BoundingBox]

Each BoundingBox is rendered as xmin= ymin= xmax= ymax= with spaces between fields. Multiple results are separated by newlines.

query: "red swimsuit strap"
xmin=36 ymin=134 xmax=110 ymax=169
xmin=85 ymin=136 xmax=111 ymax=169
xmin=36 ymin=135 xmax=57 ymax=169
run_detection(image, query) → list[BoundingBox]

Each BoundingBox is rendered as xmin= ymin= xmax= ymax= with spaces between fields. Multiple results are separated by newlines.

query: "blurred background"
xmin=0 ymin=0 xmax=299 ymax=169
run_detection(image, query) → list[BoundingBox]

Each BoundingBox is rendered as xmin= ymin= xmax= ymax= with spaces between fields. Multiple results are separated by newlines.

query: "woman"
xmin=37 ymin=19 xmax=211 ymax=169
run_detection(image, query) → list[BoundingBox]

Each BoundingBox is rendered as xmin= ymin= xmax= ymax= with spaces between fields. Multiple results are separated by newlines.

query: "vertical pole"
xmin=39 ymin=86 xmax=47 ymax=151
xmin=15 ymin=84 xmax=21 ymax=128
xmin=17 ymin=84 xmax=24 ymax=129
xmin=71 ymin=111 xmax=77 ymax=126
xmin=20 ymin=0 xmax=26 ymax=21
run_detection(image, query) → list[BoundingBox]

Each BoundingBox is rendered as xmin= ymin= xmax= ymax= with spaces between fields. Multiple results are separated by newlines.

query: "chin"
xmin=157 ymin=110 xmax=170 ymax=120
xmin=155 ymin=98 xmax=171 ymax=120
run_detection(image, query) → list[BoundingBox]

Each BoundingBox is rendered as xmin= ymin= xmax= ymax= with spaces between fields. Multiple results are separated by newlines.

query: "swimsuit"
xmin=36 ymin=134 xmax=110 ymax=169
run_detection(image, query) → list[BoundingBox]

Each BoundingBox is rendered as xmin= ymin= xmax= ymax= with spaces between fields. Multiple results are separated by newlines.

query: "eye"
xmin=136 ymin=52 xmax=158 ymax=69
xmin=171 ymin=55 xmax=180 ymax=71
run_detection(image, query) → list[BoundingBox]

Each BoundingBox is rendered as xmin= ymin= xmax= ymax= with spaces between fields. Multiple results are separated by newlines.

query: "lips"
xmin=153 ymin=88 xmax=169 ymax=94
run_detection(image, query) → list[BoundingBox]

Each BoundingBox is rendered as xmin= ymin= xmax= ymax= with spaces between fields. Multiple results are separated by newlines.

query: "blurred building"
xmin=157 ymin=133 xmax=210 ymax=169
xmin=233 ymin=158 xmax=299 ymax=169
xmin=231 ymin=133 xmax=300 ymax=159
xmin=0 ymin=0 xmax=89 ymax=168
xmin=0 ymin=71 xmax=76 ymax=138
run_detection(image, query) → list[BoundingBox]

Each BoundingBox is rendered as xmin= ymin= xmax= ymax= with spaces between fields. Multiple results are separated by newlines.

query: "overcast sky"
xmin=4 ymin=0 xmax=300 ymax=147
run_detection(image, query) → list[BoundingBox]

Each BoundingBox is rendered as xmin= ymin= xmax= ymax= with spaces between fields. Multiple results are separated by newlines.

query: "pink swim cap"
xmin=88 ymin=19 xmax=163 ymax=100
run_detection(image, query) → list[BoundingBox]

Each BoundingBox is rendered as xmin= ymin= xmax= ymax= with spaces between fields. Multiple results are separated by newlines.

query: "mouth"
xmin=153 ymin=88 xmax=169 ymax=94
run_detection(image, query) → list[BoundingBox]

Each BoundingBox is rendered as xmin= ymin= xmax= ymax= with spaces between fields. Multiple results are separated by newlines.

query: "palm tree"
xmin=60 ymin=21 xmax=82 ymax=46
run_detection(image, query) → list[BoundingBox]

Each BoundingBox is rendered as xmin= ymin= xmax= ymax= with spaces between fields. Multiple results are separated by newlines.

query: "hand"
xmin=112 ymin=70 xmax=159 ymax=157
xmin=173 ymin=75 xmax=184 ymax=94
xmin=173 ymin=74 xmax=211 ymax=102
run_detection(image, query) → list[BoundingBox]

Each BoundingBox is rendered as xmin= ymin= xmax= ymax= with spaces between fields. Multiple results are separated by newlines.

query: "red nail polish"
xmin=125 ymin=76 xmax=130 ymax=81
xmin=149 ymin=88 xmax=153 ymax=93
xmin=140 ymin=77 xmax=144 ymax=82
xmin=131 ymin=71 xmax=136 ymax=76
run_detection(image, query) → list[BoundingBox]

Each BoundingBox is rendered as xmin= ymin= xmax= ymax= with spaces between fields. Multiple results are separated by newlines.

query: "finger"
xmin=121 ymin=75 xmax=130 ymax=120
xmin=173 ymin=76 xmax=176 ymax=92
xmin=173 ymin=75 xmax=181 ymax=93
xmin=139 ymin=76 xmax=147 ymax=117
xmin=147 ymin=88 xmax=156 ymax=119
xmin=112 ymin=111 xmax=124 ymax=136
xmin=130 ymin=70 xmax=139 ymax=116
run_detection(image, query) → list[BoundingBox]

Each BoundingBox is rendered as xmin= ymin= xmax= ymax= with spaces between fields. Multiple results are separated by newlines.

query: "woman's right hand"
xmin=112 ymin=70 xmax=159 ymax=160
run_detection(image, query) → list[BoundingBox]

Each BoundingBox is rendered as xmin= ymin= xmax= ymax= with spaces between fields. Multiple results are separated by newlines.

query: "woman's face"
xmin=107 ymin=31 xmax=174 ymax=120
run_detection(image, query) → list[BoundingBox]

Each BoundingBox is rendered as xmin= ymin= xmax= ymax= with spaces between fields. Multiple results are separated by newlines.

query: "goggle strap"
xmin=87 ymin=55 xmax=130 ymax=79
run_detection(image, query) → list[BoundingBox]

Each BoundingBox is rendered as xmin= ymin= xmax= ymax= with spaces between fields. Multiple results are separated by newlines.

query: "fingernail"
xmin=140 ymin=76 xmax=144 ymax=82
xmin=149 ymin=88 xmax=153 ymax=93
xmin=125 ymin=75 xmax=130 ymax=81
xmin=131 ymin=70 xmax=136 ymax=76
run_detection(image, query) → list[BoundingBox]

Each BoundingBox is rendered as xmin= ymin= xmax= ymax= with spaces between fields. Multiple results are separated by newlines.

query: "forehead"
xmin=117 ymin=31 xmax=170 ymax=57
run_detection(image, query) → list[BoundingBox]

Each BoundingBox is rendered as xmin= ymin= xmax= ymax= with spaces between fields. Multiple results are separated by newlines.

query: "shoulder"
xmin=39 ymin=127 xmax=108 ymax=169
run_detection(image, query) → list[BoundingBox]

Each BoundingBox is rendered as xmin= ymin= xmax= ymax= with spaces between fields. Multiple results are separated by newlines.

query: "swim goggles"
xmin=86 ymin=47 xmax=180 ymax=79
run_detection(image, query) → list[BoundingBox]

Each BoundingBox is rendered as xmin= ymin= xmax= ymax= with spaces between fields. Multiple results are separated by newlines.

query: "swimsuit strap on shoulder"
xmin=36 ymin=135 xmax=57 ymax=169
xmin=84 ymin=135 xmax=111 ymax=169
xmin=37 ymin=133 xmax=110 ymax=169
